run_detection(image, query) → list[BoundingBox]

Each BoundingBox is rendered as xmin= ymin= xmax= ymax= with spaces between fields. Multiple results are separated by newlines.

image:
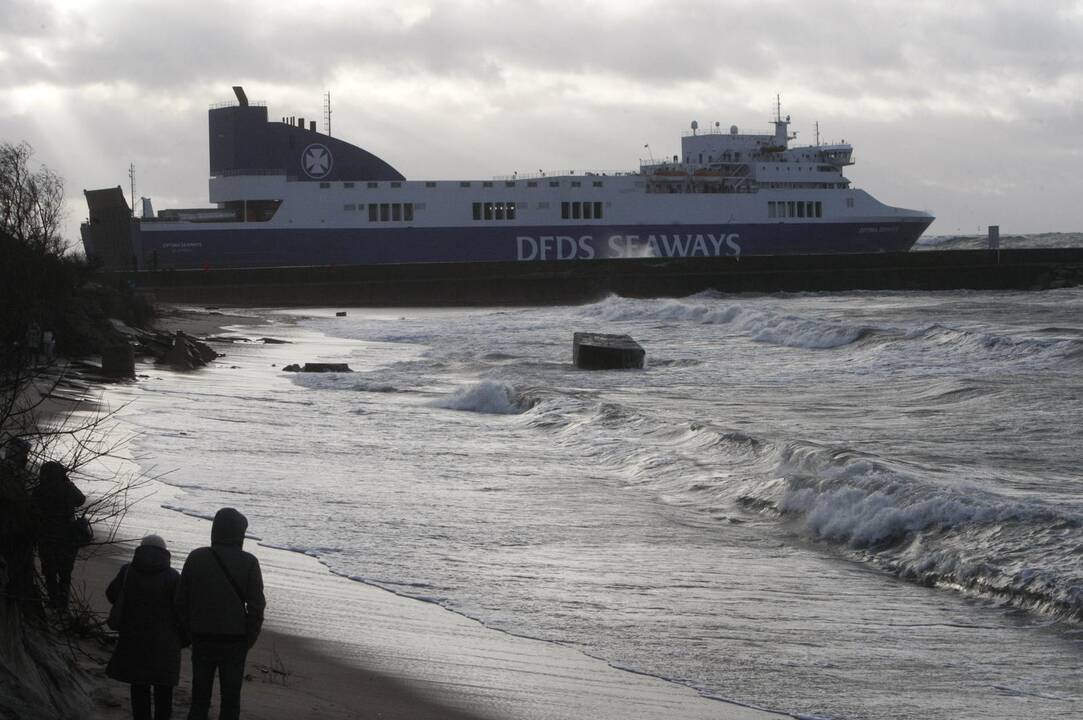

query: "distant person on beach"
xmin=175 ymin=508 xmax=266 ymax=720
xmin=0 ymin=437 xmax=40 ymax=613
xmin=31 ymin=460 xmax=85 ymax=609
xmin=106 ymin=534 xmax=186 ymax=720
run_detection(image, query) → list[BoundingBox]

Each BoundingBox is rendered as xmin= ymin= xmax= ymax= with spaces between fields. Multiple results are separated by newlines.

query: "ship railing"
xmin=208 ymin=101 xmax=267 ymax=109
xmin=492 ymin=170 xmax=574 ymax=180
xmin=211 ymin=168 xmax=288 ymax=178
xmin=680 ymin=126 xmax=775 ymax=138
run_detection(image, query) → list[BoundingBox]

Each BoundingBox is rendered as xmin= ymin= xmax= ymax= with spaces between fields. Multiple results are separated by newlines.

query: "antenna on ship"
xmin=775 ymin=93 xmax=781 ymax=123
xmin=324 ymin=91 xmax=332 ymax=137
xmin=815 ymin=121 xmax=820 ymax=146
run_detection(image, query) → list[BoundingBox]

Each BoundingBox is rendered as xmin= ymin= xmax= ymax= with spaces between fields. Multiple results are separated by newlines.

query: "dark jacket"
xmin=175 ymin=508 xmax=266 ymax=648
xmin=105 ymin=544 xmax=184 ymax=685
xmin=31 ymin=463 xmax=84 ymax=545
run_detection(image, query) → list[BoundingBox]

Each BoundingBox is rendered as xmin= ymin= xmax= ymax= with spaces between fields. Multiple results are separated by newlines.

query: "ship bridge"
xmin=640 ymin=112 xmax=853 ymax=194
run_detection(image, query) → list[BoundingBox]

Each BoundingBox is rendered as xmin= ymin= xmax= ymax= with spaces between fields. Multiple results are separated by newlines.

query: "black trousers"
xmin=187 ymin=636 xmax=247 ymax=720
xmin=131 ymin=683 xmax=173 ymax=720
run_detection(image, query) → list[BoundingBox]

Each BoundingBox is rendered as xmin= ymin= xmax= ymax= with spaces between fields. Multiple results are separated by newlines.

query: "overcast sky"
xmin=2 ymin=0 xmax=1080 ymax=246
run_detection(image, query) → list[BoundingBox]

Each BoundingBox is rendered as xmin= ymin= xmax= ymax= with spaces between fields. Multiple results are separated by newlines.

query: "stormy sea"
xmin=104 ymin=245 xmax=1083 ymax=719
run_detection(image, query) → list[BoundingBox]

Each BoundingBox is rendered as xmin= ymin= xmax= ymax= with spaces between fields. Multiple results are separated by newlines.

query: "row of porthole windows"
xmin=768 ymin=200 xmax=823 ymax=219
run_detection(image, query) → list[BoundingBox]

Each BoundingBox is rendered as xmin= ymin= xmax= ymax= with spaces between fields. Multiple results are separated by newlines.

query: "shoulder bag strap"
xmin=210 ymin=548 xmax=248 ymax=612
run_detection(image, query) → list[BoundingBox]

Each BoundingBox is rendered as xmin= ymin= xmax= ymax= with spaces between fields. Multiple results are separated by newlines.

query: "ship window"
xmin=484 ymin=202 xmax=493 ymax=220
xmin=404 ymin=203 xmax=413 ymax=221
xmin=561 ymin=202 xmax=570 ymax=219
xmin=806 ymin=201 xmax=814 ymax=217
xmin=592 ymin=181 xmax=603 ymax=188
xmin=572 ymin=202 xmax=581 ymax=220
xmin=344 ymin=203 xmax=356 ymax=211
xmin=527 ymin=181 xmax=538 ymax=188
xmin=472 ymin=202 xmax=481 ymax=220
xmin=391 ymin=182 xmax=401 ymax=188
xmin=571 ymin=181 xmax=581 ymax=188
xmin=797 ymin=202 xmax=805 ymax=218
xmin=815 ymin=201 xmax=822 ymax=217
xmin=549 ymin=181 xmax=560 ymax=188
xmin=594 ymin=202 xmax=602 ymax=218
xmin=507 ymin=202 xmax=516 ymax=220
xmin=787 ymin=201 xmax=796 ymax=217
xmin=460 ymin=181 xmax=471 ymax=187
xmin=483 ymin=181 xmax=493 ymax=188
xmin=495 ymin=202 xmax=505 ymax=220
xmin=320 ymin=182 xmax=331 ymax=189
xmin=369 ymin=204 xmax=378 ymax=221
xmin=698 ymin=154 xmax=703 ymax=164
xmin=380 ymin=203 xmax=390 ymax=221
xmin=392 ymin=203 xmax=402 ymax=221
xmin=846 ymin=197 xmax=854 ymax=208
xmin=505 ymin=181 xmax=516 ymax=188
xmin=768 ymin=201 xmax=776 ymax=218
xmin=344 ymin=182 xmax=355 ymax=189
xmin=368 ymin=182 xmax=378 ymax=189
xmin=582 ymin=202 xmax=593 ymax=219
xmin=425 ymin=181 xmax=437 ymax=188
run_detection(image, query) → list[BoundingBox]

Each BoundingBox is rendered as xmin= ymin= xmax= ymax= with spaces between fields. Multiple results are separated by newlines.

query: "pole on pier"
xmin=988 ymin=225 xmax=1000 ymax=264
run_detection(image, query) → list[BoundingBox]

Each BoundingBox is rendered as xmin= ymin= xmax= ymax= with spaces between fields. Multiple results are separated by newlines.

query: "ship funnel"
xmin=232 ymin=86 xmax=249 ymax=107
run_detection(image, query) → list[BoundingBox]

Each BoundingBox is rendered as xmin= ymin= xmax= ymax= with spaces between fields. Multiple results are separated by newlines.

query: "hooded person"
xmin=175 ymin=508 xmax=266 ymax=720
xmin=106 ymin=534 xmax=185 ymax=720
xmin=31 ymin=460 xmax=85 ymax=609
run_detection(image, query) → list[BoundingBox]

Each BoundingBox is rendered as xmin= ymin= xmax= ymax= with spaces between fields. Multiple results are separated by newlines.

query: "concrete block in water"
xmin=573 ymin=332 xmax=645 ymax=370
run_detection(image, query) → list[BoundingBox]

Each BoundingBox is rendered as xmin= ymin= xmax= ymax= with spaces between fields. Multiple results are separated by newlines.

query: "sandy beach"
xmin=55 ymin=307 xmax=790 ymax=720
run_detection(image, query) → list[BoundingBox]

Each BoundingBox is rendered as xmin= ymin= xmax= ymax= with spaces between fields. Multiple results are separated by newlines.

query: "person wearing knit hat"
xmin=106 ymin=534 xmax=186 ymax=719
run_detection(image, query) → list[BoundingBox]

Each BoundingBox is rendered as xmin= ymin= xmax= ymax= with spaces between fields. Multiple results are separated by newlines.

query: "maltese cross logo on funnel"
xmin=301 ymin=143 xmax=333 ymax=179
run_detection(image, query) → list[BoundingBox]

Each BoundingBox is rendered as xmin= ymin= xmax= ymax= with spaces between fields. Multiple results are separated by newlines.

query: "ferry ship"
xmin=81 ymin=87 xmax=933 ymax=271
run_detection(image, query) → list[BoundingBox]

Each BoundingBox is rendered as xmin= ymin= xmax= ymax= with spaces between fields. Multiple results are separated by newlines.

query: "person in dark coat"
xmin=175 ymin=508 xmax=266 ymax=720
xmin=0 ymin=437 xmax=40 ymax=615
xmin=31 ymin=461 xmax=85 ymax=609
xmin=106 ymin=534 xmax=185 ymax=720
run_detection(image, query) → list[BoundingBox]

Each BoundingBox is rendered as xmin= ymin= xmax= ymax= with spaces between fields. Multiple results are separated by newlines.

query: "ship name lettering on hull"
xmin=516 ymin=233 xmax=741 ymax=261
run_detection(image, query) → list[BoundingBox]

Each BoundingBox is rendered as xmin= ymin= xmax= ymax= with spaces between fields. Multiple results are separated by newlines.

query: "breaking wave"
xmin=429 ymin=380 xmax=528 ymax=415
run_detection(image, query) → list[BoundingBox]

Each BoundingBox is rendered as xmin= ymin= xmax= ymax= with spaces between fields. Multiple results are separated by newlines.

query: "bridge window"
xmin=425 ymin=181 xmax=437 ymax=188
xmin=549 ymin=181 xmax=560 ymax=188
xmin=369 ymin=204 xmax=378 ymax=221
xmin=392 ymin=204 xmax=401 ymax=221
xmin=528 ymin=181 xmax=538 ymax=188
xmin=320 ymin=182 xmax=331 ymax=189
xmin=483 ymin=181 xmax=493 ymax=188
xmin=815 ymin=201 xmax=822 ymax=217
xmin=391 ymin=182 xmax=401 ymax=188
xmin=768 ymin=201 xmax=776 ymax=218
xmin=505 ymin=181 xmax=516 ymax=188
xmin=379 ymin=203 xmax=390 ymax=221
xmin=344 ymin=182 xmax=355 ymax=189
xmin=571 ymin=181 xmax=581 ymax=188
xmin=367 ymin=182 xmax=378 ymax=189
xmin=592 ymin=180 xmax=603 ymax=188
xmin=460 ymin=181 xmax=471 ymax=187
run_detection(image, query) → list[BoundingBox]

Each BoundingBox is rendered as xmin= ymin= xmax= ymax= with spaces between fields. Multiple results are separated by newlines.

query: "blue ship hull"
xmin=138 ymin=220 xmax=930 ymax=270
